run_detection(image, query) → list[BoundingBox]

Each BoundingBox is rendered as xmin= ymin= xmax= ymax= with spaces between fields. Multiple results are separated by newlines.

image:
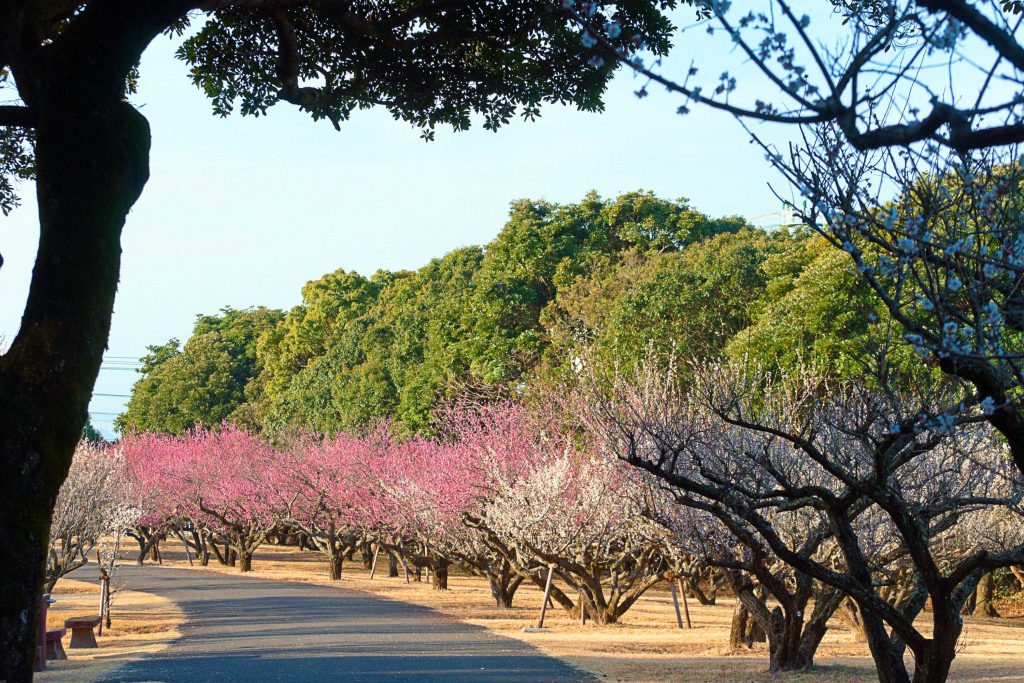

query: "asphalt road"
xmin=94 ymin=564 xmax=594 ymax=683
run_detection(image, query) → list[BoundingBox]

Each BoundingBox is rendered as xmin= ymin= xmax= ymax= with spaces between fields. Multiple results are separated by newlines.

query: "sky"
xmin=0 ymin=11 xmax=810 ymax=436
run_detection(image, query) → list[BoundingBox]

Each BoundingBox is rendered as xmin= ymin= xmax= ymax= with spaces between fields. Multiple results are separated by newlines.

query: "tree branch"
xmin=0 ymin=105 xmax=36 ymax=128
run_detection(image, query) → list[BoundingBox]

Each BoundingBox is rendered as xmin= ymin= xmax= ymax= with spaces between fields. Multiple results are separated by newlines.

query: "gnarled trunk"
xmin=0 ymin=93 xmax=153 ymax=680
xmin=431 ymin=559 xmax=449 ymax=591
xmin=971 ymin=572 xmax=999 ymax=618
xmin=238 ymin=548 xmax=253 ymax=573
xmin=388 ymin=552 xmax=399 ymax=578
xmin=487 ymin=566 xmax=523 ymax=608
xmin=361 ymin=546 xmax=374 ymax=569
xmin=329 ymin=550 xmax=344 ymax=581
xmin=729 ymin=602 xmax=753 ymax=650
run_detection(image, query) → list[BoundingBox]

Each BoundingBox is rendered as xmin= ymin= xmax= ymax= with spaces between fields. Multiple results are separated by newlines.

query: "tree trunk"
xmin=432 ymin=560 xmax=449 ymax=591
xmin=911 ymin=631 xmax=958 ymax=683
xmin=686 ymin=576 xmax=717 ymax=605
xmin=488 ymin=573 xmax=523 ymax=608
xmin=729 ymin=602 xmax=753 ymax=650
xmin=526 ymin=570 xmax=576 ymax=614
xmin=859 ymin=606 xmax=913 ymax=683
xmin=971 ymin=572 xmax=999 ymax=618
xmin=136 ymin=529 xmax=160 ymax=566
xmin=209 ymin=539 xmax=227 ymax=566
xmin=837 ymin=597 xmax=868 ymax=642
xmin=747 ymin=608 xmax=768 ymax=644
xmin=238 ymin=548 xmax=253 ymax=573
xmin=388 ymin=553 xmax=399 ymax=578
xmin=361 ymin=546 xmax=374 ymax=569
xmin=329 ymin=550 xmax=344 ymax=581
xmin=1011 ymin=565 xmax=1024 ymax=590
xmin=0 ymin=90 xmax=156 ymax=680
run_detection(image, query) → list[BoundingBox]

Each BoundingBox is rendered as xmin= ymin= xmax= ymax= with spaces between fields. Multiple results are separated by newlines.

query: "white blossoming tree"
xmin=47 ymin=441 xmax=139 ymax=591
xmin=483 ymin=448 xmax=670 ymax=624
xmin=577 ymin=354 xmax=1024 ymax=682
xmin=565 ymin=0 xmax=1024 ymax=481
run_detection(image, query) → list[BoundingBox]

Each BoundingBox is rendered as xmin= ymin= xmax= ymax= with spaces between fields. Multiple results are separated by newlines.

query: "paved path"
xmin=94 ymin=564 xmax=593 ymax=683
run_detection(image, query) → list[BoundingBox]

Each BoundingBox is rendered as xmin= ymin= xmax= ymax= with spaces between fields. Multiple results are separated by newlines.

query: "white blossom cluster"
xmin=48 ymin=441 xmax=140 ymax=590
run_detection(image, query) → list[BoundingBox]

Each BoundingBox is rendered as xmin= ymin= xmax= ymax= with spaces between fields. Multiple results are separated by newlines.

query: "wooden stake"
xmin=679 ymin=579 xmax=692 ymax=629
xmin=669 ymin=578 xmax=684 ymax=629
xmin=97 ymin=571 xmax=110 ymax=636
xmin=537 ymin=565 xmax=555 ymax=629
xmin=178 ymin=530 xmax=194 ymax=566
xmin=369 ymin=545 xmax=381 ymax=580
xmin=397 ymin=553 xmax=412 ymax=584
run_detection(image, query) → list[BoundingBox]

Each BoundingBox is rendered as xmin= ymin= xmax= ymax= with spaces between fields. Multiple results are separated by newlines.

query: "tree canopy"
xmin=117 ymin=307 xmax=283 ymax=434
xmin=121 ymin=190 xmax=907 ymax=436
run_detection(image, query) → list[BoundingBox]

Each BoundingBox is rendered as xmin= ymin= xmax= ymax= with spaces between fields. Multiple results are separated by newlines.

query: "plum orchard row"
xmin=119 ymin=405 xmax=672 ymax=626
xmin=59 ymin=359 xmax=1024 ymax=682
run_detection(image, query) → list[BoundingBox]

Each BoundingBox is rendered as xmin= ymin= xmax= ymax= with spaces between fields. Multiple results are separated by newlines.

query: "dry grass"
xmin=149 ymin=539 xmax=1024 ymax=682
xmin=36 ymin=577 xmax=183 ymax=682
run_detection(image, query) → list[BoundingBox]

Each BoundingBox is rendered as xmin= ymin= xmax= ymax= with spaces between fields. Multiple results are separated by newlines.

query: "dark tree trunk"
xmin=747 ymin=608 xmax=768 ymax=644
xmin=527 ymin=571 xmax=576 ymax=614
xmin=193 ymin=530 xmax=210 ymax=567
xmin=730 ymin=578 xmax=842 ymax=673
xmin=858 ymin=605 xmax=913 ymax=683
xmin=209 ymin=539 xmax=227 ymax=566
xmin=432 ymin=560 xmax=449 ymax=591
xmin=685 ymin=575 xmax=718 ymax=605
xmin=361 ymin=546 xmax=374 ymax=569
xmin=135 ymin=529 xmax=160 ymax=565
xmin=388 ymin=553 xmax=399 ymax=578
xmin=0 ymin=96 xmax=154 ymax=682
xmin=488 ymin=572 xmax=523 ymax=608
xmin=329 ymin=550 xmax=344 ymax=581
xmin=238 ymin=548 xmax=253 ymax=573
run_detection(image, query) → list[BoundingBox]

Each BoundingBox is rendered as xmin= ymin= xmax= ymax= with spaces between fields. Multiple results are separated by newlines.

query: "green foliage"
xmin=117 ymin=307 xmax=283 ymax=434
xmin=121 ymin=190 xmax=928 ymax=436
xmin=726 ymin=237 xmax=924 ymax=383
xmin=176 ymin=1 xmax=677 ymax=137
xmin=0 ymin=125 xmax=33 ymax=216
xmin=466 ymin=191 xmax=741 ymax=385
xmin=541 ymin=227 xmax=805 ymax=382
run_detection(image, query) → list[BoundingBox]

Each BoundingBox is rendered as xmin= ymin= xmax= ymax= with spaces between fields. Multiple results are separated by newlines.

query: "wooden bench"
xmin=64 ymin=616 xmax=102 ymax=648
xmin=45 ymin=629 xmax=67 ymax=660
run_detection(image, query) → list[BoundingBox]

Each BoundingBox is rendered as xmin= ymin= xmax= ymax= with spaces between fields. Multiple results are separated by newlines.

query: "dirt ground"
xmin=36 ymin=576 xmax=183 ymax=682
xmin=144 ymin=539 xmax=1024 ymax=682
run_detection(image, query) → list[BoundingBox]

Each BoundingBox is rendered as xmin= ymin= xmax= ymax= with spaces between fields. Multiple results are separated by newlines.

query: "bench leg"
xmin=46 ymin=639 xmax=68 ymax=660
xmin=69 ymin=627 xmax=97 ymax=648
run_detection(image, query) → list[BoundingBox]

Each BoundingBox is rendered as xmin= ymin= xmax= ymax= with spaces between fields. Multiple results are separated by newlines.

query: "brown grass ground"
xmin=148 ymin=539 xmax=1024 ymax=682
xmin=36 ymin=576 xmax=183 ymax=682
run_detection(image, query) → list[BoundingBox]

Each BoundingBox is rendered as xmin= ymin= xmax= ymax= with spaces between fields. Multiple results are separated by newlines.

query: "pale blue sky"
xmin=0 ymin=13 xmax=808 ymax=435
